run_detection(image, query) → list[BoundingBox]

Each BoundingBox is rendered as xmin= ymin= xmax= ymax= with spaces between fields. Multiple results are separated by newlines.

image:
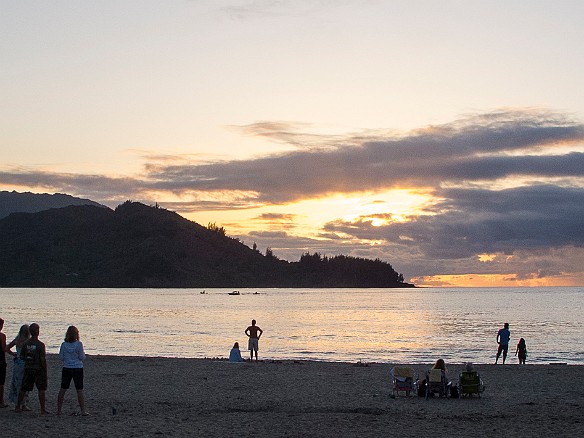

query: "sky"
xmin=1 ymin=0 xmax=584 ymax=287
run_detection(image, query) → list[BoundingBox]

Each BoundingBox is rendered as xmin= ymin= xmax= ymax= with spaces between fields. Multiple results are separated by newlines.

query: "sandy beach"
xmin=1 ymin=355 xmax=583 ymax=437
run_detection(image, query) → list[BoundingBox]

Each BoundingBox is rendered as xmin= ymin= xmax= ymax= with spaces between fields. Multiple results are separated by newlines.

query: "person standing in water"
xmin=245 ymin=320 xmax=263 ymax=361
xmin=495 ymin=322 xmax=511 ymax=364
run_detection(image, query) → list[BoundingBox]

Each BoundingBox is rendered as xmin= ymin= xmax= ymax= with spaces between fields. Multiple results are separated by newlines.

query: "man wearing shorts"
xmin=495 ymin=322 xmax=511 ymax=364
xmin=245 ymin=319 xmax=263 ymax=361
xmin=16 ymin=323 xmax=49 ymax=414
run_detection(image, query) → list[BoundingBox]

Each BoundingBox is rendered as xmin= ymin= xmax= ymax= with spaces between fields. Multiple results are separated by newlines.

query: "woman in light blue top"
xmin=56 ymin=326 xmax=88 ymax=416
xmin=229 ymin=342 xmax=245 ymax=363
xmin=5 ymin=324 xmax=30 ymax=408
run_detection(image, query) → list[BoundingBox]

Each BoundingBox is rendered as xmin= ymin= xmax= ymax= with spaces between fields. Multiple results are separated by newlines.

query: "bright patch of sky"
xmin=1 ymin=0 xmax=583 ymax=286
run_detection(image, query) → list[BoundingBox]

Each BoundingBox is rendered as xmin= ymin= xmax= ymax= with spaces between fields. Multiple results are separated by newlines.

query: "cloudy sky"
xmin=2 ymin=0 xmax=583 ymax=286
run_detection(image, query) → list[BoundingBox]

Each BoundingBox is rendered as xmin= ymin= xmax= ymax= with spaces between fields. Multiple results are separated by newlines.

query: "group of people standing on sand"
xmin=229 ymin=319 xmax=263 ymax=363
xmin=495 ymin=322 xmax=528 ymax=365
xmin=0 ymin=318 xmax=88 ymax=416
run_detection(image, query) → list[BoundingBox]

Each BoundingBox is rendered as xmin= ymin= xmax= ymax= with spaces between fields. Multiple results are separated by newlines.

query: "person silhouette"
xmin=245 ymin=320 xmax=263 ymax=361
xmin=5 ymin=324 xmax=31 ymax=409
xmin=16 ymin=323 xmax=49 ymax=414
xmin=229 ymin=342 xmax=245 ymax=363
xmin=495 ymin=322 xmax=511 ymax=364
xmin=515 ymin=337 xmax=528 ymax=365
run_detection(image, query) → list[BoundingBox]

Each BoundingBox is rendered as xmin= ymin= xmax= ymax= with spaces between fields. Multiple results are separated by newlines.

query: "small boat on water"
xmin=228 ymin=291 xmax=240 ymax=296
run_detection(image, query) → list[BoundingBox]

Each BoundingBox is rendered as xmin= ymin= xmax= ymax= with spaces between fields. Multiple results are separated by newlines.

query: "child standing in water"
xmin=515 ymin=338 xmax=528 ymax=364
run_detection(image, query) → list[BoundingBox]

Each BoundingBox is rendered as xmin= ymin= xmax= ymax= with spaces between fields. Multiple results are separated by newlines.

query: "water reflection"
xmin=0 ymin=287 xmax=582 ymax=364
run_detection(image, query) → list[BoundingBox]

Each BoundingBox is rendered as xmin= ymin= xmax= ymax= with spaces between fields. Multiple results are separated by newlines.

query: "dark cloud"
xmin=146 ymin=110 xmax=584 ymax=203
xmin=254 ymin=213 xmax=299 ymax=224
xmin=248 ymin=230 xmax=288 ymax=238
xmin=2 ymin=109 xmax=583 ymax=282
xmin=325 ymin=185 xmax=584 ymax=259
xmin=4 ymin=109 xmax=583 ymax=207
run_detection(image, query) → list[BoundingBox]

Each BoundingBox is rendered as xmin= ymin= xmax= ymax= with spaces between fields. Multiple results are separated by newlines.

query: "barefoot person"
xmin=245 ymin=319 xmax=263 ymax=361
xmin=57 ymin=325 xmax=88 ymax=416
xmin=5 ymin=324 xmax=30 ymax=409
xmin=0 ymin=318 xmax=8 ymax=408
xmin=16 ymin=323 xmax=49 ymax=414
xmin=495 ymin=322 xmax=511 ymax=364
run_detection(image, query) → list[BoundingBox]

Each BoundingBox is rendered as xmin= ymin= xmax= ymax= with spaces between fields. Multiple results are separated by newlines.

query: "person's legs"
xmin=16 ymin=369 xmax=34 ymax=412
xmin=248 ymin=338 xmax=254 ymax=360
xmin=39 ymin=389 xmax=49 ymax=414
xmin=76 ymin=390 xmax=86 ymax=414
xmin=72 ymin=368 xmax=87 ymax=415
xmin=502 ymin=345 xmax=508 ymax=364
xmin=495 ymin=345 xmax=503 ymax=363
xmin=15 ymin=389 xmax=25 ymax=412
xmin=57 ymin=388 xmax=67 ymax=415
xmin=0 ymin=363 xmax=6 ymax=407
xmin=37 ymin=369 xmax=49 ymax=414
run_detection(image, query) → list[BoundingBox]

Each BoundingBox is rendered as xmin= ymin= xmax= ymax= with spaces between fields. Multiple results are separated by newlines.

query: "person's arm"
xmin=245 ymin=327 xmax=250 ymax=337
xmin=0 ymin=333 xmax=6 ymax=356
xmin=515 ymin=344 xmax=518 ymax=355
xmin=258 ymin=327 xmax=263 ymax=339
xmin=78 ymin=342 xmax=86 ymax=361
xmin=496 ymin=331 xmax=501 ymax=344
xmin=5 ymin=338 xmax=17 ymax=357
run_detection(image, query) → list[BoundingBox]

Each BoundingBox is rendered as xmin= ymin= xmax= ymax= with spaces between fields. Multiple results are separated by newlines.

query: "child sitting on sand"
xmin=229 ymin=342 xmax=245 ymax=363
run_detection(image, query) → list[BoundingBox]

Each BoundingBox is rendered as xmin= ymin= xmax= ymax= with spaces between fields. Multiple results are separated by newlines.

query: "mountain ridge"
xmin=0 ymin=190 xmax=106 ymax=219
xmin=0 ymin=199 xmax=413 ymax=288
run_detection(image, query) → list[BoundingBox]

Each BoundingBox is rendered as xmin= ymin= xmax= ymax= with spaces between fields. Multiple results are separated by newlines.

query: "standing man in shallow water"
xmin=245 ymin=319 xmax=263 ymax=361
xmin=496 ymin=322 xmax=511 ymax=364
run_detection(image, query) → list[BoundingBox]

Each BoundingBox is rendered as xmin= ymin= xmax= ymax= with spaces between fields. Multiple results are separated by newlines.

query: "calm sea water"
xmin=1 ymin=287 xmax=582 ymax=364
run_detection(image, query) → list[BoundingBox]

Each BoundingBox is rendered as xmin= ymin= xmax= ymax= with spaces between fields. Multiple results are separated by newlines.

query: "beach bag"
xmin=450 ymin=385 xmax=459 ymax=398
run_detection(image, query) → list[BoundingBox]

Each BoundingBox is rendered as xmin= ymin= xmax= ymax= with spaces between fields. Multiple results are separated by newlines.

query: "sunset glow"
xmin=1 ymin=1 xmax=583 ymax=286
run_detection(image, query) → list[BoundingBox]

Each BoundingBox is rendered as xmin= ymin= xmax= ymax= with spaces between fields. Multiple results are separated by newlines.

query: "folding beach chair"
xmin=425 ymin=368 xmax=449 ymax=399
xmin=459 ymin=370 xmax=484 ymax=398
xmin=390 ymin=366 xmax=415 ymax=397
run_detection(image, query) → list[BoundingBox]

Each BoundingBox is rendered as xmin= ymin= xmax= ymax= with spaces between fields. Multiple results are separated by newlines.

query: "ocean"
xmin=1 ymin=287 xmax=582 ymax=364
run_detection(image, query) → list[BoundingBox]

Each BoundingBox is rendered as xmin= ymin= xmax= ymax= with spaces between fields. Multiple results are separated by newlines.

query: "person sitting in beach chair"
xmin=390 ymin=366 xmax=415 ymax=397
xmin=425 ymin=359 xmax=450 ymax=399
xmin=458 ymin=362 xmax=484 ymax=398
